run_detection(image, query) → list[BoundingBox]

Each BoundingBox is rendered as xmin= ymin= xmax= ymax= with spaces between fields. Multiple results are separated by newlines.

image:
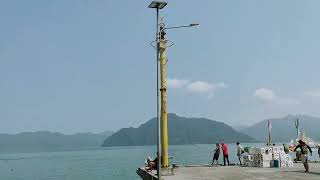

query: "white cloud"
xmin=186 ymin=81 xmax=227 ymax=93
xmin=253 ymin=88 xmax=275 ymax=100
xmin=304 ymin=91 xmax=320 ymax=98
xmin=253 ymin=88 xmax=299 ymax=105
xmin=186 ymin=81 xmax=227 ymax=98
xmin=167 ymin=78 xmax=227 ymax=99
xmin=167 ymin=78 xmax=189 ymax=88
xmin=186 ymin=81 xmax=214 ymax=93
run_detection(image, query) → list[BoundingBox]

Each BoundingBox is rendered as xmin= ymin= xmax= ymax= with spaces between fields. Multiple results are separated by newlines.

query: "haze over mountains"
xmin=240 ymin=114 xmax=320 ymax=142
xmin=0 ymin=131 xmax=113 ymax=153
xmin=102 ymin=113 xmax=257 ymax=147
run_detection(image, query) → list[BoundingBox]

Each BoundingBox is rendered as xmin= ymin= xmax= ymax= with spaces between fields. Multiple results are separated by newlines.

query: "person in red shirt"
xmin=221 ymin=142 xmax=230 ymax=166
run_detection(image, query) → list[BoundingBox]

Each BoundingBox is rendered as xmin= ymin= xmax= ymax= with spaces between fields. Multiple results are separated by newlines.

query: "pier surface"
xmin=137 ymin=163 xmax=320 ymax=180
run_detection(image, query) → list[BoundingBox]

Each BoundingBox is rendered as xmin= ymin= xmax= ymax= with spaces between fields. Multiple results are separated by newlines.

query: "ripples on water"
xmin=0 ymin=143 xmax=318 ymax=180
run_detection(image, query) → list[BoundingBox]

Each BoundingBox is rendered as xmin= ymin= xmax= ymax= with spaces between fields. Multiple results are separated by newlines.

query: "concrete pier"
xmin=137 ymin=163 xmax=320 ymax=180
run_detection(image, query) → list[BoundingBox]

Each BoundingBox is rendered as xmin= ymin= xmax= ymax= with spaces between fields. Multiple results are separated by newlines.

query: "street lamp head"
xmin=189 ymin=23 xmax=199 ymax=27
xmin=148 ymin=1 xmax=167 ymax=9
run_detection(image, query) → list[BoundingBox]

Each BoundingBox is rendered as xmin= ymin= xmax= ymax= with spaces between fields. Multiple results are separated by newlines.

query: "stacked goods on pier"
xmin=243 ymin=146 xmax=293 ymax=168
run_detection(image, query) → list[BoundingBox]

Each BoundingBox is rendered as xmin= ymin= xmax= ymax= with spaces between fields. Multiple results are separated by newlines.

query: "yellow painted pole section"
xmin=159 ymin=39 xmax=169 ymax=167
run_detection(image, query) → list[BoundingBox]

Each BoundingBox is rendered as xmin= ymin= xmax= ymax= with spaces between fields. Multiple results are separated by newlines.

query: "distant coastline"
xmin=0 ymin=131 xmax=113 ymax=153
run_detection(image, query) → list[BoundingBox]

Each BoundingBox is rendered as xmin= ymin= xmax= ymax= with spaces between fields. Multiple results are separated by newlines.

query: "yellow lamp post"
xmin=148 ymin=0 xmax=199 ymax=171
xmin=158 ymin=23 xmax=198 ymax=167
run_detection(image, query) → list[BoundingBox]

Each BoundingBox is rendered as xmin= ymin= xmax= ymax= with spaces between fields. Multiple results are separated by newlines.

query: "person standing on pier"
xmin=283 ymin=143 xmax=289 ymax=154
xmin=236 ymin=142 xmax=243 ymax=166
xmin=221 ymin=142 xmax=229 ymax=166
xmin=211 ymin=143 xmax=220 ymax=165
xmin=294 ymin=140 xmax=312 ymax=173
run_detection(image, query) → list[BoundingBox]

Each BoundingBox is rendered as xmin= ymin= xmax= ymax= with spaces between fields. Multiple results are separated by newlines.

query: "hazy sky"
xmin=1 ymin=0 xmax=320 ymax=134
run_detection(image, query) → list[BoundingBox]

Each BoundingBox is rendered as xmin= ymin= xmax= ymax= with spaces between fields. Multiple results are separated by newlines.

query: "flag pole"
xmin=268 ymin=130 xmax=272 ymax=146
xmin=267 ymin=120 xmax=272 ymax=146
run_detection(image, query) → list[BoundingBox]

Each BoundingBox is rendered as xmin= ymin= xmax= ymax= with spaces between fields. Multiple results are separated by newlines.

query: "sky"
xmin=1 ymin=0 xmax=320 ymax=134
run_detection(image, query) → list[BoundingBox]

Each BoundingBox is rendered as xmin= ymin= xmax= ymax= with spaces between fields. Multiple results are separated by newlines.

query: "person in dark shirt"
xmin=153 ymin=157 xmax=158 ymax=170
xmin=211 ymin=143 xmax=220 ymax=165
xmin=294 ymin=140 xmax=312 ymax=172
xmin=283 ymin=143 xmax=289 ymax=154
xmin=145 ymin=157 xmax=158 ymax=171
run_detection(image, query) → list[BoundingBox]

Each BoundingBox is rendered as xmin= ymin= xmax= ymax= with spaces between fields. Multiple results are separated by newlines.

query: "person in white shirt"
xmin=236 ymin=142 xmax=243 ymax=166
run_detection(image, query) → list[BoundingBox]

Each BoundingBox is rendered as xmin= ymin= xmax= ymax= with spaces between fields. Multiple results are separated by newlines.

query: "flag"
xmin=268 ymin=120 xmax=272 ymax=131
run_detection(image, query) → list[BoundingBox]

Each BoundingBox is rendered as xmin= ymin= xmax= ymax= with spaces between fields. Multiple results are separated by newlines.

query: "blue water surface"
xmin=0 ymin=143 xmax=318 ymax=180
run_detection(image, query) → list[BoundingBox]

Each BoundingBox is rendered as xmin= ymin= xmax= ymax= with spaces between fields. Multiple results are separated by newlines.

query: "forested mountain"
xmin=102 ymin=113 xmax=257 ymax=147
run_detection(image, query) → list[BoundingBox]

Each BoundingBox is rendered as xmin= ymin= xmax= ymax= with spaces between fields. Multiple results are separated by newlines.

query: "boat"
xmin=288 ymin=132 xmax=319 ymax=151
xmin=288 ymin=118 xmax=319 ymax=152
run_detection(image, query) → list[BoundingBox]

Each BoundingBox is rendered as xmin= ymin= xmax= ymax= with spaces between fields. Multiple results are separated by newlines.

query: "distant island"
xmin=3 ymin=114 xmax=319 ymax=152
xmin=102 ymin=113 xmax=258 ymax=147
xmin=241 ymin=114 xmax=320 ymax=142
xmin=0 ymin=131 xmax=113 ymax=153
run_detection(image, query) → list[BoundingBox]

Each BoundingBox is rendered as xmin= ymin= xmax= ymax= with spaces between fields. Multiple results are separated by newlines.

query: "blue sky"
xmin=1 ymin=0 xmax=320 ymax=134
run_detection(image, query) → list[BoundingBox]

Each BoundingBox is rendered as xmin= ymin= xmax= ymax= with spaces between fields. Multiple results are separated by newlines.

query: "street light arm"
xmin=164 ymin=25 xmax=193 ymax=30
xmin=159 ymin=24 xmax=199 ymax=39
xmin=162 ymin=24 xmax=199 ymax=31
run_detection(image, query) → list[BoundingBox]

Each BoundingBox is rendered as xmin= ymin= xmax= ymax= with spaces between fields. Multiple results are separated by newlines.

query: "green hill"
xmin=102 ymin=113 xmax=257 ymax=147
xmin=241 ymin=114 xmax=320 ymax=142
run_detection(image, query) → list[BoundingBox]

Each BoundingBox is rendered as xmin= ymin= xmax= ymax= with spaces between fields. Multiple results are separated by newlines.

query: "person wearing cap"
xmin=294 ymin=140 xmax=312 ymax=172
xmin=221 ymin=142 xmax=229 ymax=166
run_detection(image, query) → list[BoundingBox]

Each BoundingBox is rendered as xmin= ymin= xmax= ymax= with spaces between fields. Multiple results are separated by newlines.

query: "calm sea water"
xmin=0 ymin=143 xmax=318 ymax=180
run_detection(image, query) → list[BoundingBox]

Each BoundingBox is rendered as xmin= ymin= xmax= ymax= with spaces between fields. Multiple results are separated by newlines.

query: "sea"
xmin=0 ymin=143 xmax=318 ymax=180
